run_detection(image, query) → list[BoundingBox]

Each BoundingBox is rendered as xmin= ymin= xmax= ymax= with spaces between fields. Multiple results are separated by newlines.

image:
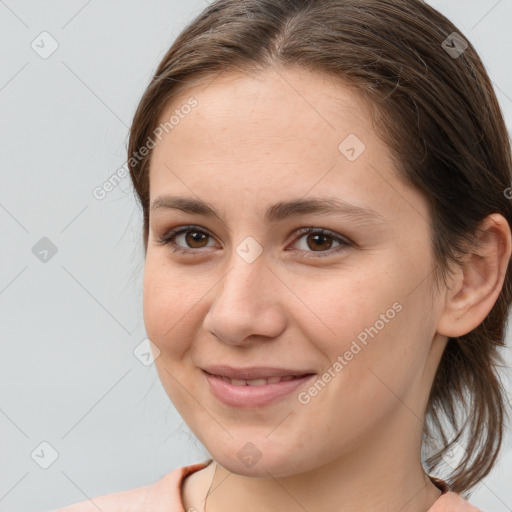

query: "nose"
xmin=202 ymin=254 xmax=287 ymax=346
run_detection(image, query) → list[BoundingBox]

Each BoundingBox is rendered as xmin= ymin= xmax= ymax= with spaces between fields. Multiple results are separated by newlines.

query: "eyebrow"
xmin=150 ymin=195 xmax=386 ymax=225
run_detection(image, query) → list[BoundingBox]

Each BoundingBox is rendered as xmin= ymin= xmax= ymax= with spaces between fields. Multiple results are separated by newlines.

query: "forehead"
xmin=148 ymin=67 xmax=428 ymax=226
xmin=155 ymin=67 xmax=373 ymax=153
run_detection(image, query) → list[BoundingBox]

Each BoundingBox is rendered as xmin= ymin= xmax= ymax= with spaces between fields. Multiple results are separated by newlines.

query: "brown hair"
xmin=127 ymin=0 xmax=512 ymax=496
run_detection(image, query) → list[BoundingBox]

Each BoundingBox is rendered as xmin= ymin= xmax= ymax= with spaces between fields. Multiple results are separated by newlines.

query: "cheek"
xmin=142 ymin=260 xmax=198 ymax=354
xmin=294 ymin=258 xmax=430 ymax=392
xmin=296 ymin=302 xmax=429 ymax=452
xmin=289 ymin=263 xmax=400 ymax=353
xmin=142 ymin=262 xmax=204 ymax=408
xmin=331 ymin=295 xmax=432 ymax=420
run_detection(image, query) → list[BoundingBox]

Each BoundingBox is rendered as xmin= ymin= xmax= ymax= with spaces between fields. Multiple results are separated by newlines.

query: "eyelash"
xmin=155 ymin=225 xmax=353 ymax=258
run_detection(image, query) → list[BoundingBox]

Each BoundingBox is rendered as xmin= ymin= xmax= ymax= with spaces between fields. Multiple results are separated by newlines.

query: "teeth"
xmin=217 ymin=375 xmax=303 ymax=386
xmin=247 ymin=378 xmax=267 ymax=386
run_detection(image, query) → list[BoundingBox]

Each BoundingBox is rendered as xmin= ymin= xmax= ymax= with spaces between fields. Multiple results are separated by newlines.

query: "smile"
xmin=209 ymin=372 xmax=307 ymax=386
xmin=203 ymin=370 xmax=315 ymax=407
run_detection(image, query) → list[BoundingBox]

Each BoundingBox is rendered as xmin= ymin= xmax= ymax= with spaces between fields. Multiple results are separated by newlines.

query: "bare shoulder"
xmin=429 ymin=491 xmax=486 ymax=512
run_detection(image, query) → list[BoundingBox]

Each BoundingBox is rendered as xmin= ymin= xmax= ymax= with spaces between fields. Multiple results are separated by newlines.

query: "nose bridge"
xmin=219 ymin=230 xmax=268 ymax=297
xmin=203 ymin=242 xmax=286 ymax=344
xmin=219 ymin=244 xmax=270 ymax=312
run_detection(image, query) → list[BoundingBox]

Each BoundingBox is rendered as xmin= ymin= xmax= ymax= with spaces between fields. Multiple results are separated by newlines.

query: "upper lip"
xmin=203 ymin=365 xmax=315 ymax=380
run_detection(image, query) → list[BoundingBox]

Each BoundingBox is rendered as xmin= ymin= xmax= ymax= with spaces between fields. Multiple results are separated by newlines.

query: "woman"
xmin=53 ymin=0 xmax=512 ymax=510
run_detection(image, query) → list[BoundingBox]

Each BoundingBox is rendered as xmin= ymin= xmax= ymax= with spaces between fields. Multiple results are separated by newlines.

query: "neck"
xmin=204 ymin=460 xmax=441 ymax=512
xmin=188 ymin=418 xmax=443 ymax=512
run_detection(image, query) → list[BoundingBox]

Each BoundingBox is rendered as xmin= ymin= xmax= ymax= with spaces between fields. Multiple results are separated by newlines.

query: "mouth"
xmin=202 ymin=367 xmax=316 ymax=408
xmin=204 ymin=372 xmax=309 ymax=386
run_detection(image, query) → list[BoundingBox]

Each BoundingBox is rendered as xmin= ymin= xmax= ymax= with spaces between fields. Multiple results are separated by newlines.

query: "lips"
xmin=207 ymin=374 xmax=303 ymax=386
xmin=202 ymin=365 xmax=315 ymax=381
xmin=203 ymin=367 xmax=316 ymax=407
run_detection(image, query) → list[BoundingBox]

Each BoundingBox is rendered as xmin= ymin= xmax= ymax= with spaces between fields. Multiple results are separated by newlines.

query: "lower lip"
xmin=203 ymin=371 xmax=315 ymax=408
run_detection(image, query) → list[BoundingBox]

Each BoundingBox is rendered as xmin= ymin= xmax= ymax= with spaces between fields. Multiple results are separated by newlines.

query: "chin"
xmin=209 ymin=441 xmax=313 ymax=478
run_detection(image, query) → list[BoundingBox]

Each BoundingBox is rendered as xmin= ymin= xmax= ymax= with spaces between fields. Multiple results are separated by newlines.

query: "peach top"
xmin=51 ymin=459 xmax=484 ymax=512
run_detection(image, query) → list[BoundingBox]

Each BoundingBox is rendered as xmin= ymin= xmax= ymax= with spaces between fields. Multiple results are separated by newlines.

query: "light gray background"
xmin=1 ymin=1 xmax=511 ymax=511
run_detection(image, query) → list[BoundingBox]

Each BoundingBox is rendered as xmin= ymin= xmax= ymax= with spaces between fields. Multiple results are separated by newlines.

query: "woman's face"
xmin=143 ymin=67 xmax=447 ymax=476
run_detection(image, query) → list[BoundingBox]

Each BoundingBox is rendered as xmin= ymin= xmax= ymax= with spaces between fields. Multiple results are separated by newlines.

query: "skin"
xmin=142 ymin=66 xmax=511 ymax=512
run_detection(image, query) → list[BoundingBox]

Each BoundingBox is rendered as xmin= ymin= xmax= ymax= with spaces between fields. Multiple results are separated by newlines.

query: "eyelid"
xmin=155 ymin=224 xmax=353 ymax=256
xmin=291 ymin=227 xmax=353 ymax=247
xmin=155 ymin=225 xmax=209 ymax=248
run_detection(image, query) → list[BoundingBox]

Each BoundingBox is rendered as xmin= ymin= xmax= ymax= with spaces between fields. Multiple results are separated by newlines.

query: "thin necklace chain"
xmin=201 ymin=465 xmax=441 ymax=512
xmin=203 ymin=461 xmax=217 ymax=512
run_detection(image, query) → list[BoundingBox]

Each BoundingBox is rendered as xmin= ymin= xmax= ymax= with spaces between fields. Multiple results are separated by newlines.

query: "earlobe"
xmin=436 ymin=213 xmax=512 ymax=339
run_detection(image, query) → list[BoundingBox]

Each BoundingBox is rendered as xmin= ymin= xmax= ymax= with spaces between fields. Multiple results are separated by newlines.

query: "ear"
xmin=437 ymin=213 xmax=512 ymax=338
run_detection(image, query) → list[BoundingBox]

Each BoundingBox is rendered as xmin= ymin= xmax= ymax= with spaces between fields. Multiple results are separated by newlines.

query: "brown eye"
xmin=183 ymin=230 xmax=210 ymax=248
xmin=156 ymin=226 xmax=216 ymax=253
xmin=291 ymin=228 xmax=352 ymax=256
xmin=305 ymin=232 xmax=334 ymax=251
xmin=157 ymin=225 xmax=352 ymax=257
